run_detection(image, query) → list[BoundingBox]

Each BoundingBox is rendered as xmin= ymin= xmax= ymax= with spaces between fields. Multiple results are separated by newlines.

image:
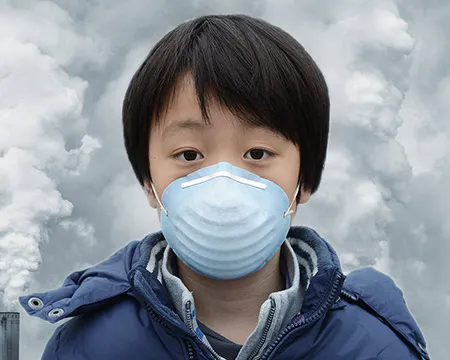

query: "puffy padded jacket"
xmin=19 ymin=226 xmax=431 ymax=359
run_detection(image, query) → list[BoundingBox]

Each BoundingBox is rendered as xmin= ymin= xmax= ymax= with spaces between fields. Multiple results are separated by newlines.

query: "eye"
xmin=244 ymin=149 xmax=274 ymax=161
xmin=174 ymin=150 xmax=203 ymax=162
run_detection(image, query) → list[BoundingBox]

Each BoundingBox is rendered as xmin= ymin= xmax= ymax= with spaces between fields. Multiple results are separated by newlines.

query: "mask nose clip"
xmin=151 ymin=172 xmax=300 ymax=219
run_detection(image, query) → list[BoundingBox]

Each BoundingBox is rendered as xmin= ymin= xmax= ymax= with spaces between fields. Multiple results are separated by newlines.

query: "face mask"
xmin=150 ymin=162 xmax=299 ymax=280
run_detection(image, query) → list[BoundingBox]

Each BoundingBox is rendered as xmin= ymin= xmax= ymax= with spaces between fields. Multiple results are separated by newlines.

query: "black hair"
xmin=123 ymin=14 xmax=330 ymax=194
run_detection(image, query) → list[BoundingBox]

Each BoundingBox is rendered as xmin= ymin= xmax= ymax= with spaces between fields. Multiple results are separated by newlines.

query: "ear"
xmin=297 ymin=185 xmax=311 ymax=205
xmin=290 ymin=185 xmax=310 ymax=225
xmin=144 ymin=181 xmax=159 ymax=209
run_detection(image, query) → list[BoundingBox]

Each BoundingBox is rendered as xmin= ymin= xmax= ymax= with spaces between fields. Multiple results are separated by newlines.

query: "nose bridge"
xmin=202 ymin=124 xmax=247 ymax=168
xmin=203 ymin=148 xmax=244 ymax=169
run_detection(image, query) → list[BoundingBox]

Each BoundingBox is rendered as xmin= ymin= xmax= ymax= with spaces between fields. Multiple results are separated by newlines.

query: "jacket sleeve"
xmin=41 ymin=325 xmax=63 ymax=360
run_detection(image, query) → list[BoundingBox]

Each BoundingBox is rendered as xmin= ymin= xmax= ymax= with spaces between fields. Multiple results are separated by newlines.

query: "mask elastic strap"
xmin=284 ymin=183 xmax=300 ymax=217
xmin=149 ymin=181 xmax=168 ymax=216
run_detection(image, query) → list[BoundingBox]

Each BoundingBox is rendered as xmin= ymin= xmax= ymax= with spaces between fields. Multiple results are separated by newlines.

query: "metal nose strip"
xmin=181 ymin=171 xmax=267 ymax=190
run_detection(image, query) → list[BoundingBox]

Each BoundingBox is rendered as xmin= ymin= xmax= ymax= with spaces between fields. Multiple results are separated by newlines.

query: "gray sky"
xmin=0 ymin=1 xmax=448 ymax=359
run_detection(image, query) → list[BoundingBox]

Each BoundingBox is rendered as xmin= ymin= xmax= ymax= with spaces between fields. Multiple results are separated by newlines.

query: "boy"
xmin=19 ymin=14 xmax=430 ymax=359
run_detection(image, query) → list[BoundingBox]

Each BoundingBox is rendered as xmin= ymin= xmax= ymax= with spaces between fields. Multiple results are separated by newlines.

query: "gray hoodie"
xmin=146 ymin=237 xmax=319 ymax=360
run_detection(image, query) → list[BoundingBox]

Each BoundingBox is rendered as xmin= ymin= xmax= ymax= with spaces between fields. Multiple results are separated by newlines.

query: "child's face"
xmin=146 ymin=74 xmax=310 ymax=225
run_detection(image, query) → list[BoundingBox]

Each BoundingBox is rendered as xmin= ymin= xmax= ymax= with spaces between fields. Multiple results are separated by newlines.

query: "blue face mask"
xmin=150 ymin=162 xmax=299 ymax=280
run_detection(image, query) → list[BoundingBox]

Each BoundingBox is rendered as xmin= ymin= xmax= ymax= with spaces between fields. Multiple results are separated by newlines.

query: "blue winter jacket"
xmin=19 ymin=227 xmax=430 ymax=359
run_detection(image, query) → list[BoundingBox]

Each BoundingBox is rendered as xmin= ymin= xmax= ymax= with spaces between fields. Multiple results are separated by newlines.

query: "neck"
xmin=178 ymin=249 xmax=284 ymax=341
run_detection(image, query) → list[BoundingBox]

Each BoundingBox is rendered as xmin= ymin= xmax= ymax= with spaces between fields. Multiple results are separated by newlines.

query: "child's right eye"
xmin=174 ymin=150 xmax=203 ymax=162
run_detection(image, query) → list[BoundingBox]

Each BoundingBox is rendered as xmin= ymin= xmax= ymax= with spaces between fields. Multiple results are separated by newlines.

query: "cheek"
xmin=273 ymin=161 xmax=300 ymax=201
xmin=148 ymin=151 xmax=176 ymax=197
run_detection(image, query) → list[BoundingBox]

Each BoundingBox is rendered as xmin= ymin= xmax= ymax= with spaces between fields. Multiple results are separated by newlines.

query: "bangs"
xmin=141 ymin=15 xmax=318 ymax=144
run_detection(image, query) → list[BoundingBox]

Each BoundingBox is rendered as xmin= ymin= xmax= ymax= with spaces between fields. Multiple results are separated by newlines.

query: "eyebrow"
xmin=162 ymin=118 xmax=207 ymax=139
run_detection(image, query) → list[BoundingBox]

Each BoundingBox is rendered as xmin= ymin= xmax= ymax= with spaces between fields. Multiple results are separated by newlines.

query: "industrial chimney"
xmin=0 ymin=312 xmax=20 ymax=360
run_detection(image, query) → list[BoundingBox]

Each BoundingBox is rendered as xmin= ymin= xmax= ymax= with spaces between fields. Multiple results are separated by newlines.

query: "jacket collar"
xmin=18 ymin=226 xmax=342 ymax=324
xmin=289 ymin=227 xmax=344 ymax=316
xmin=18 ymin=226 xmax=428 ymax=359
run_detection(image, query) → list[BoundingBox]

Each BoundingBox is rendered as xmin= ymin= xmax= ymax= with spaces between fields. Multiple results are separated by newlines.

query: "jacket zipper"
xmin=134 ymin=268 xmax=216 ymax=360
xmin=259 ymin=271 xmax=344 ymax=360
xmin=340 ymin=289 xmax=358 ymax=302
xmin=144 ymin=302 xmax=216 ymax=360
xmin=248 ymin=298 xmax=276 ymax=360
xmin=185 ymin=300 xmax=222 ymax=360
xmin=186 ymin=341 xmax=196 ymax=360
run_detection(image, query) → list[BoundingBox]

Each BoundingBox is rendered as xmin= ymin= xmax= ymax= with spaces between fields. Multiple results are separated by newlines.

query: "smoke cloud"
xmin=0 ymin=1 xmax=101 ymax=309
xmin=0 ymin=1 xmax=447 ymax=359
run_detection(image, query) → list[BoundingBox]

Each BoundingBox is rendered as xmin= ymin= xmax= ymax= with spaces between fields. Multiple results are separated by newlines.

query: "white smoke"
xmin=261 ymin=0 xmax=414 ymax=274
xmin=0 ymin=1 xmax=102 ymax=309
xmin=0 ymin=1 xmax=447 ymax=359
xmin=262 ymin=2 xmax=450 ymax=358
xmin=392 ymin=4 xmax=450 ymax=359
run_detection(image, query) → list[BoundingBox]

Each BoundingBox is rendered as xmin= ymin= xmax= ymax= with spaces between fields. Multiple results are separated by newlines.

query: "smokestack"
xmin=0 ymin=312 xmax=20 ymax=360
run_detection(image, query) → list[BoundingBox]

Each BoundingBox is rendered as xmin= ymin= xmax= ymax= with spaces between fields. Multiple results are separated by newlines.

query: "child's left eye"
xmin=244 ymin=149 xmax=274 ymax=160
